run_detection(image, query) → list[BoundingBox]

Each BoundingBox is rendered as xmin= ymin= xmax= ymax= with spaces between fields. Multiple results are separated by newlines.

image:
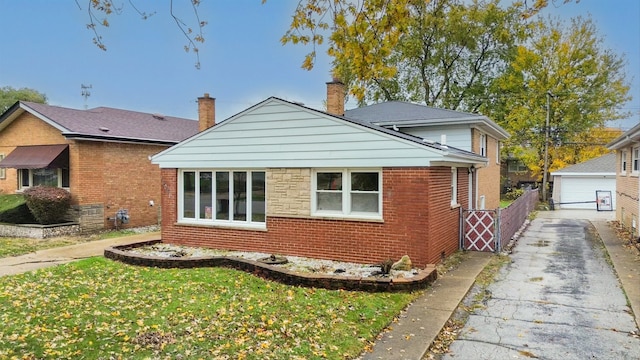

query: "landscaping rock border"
xmin=0 ymin=222 xmax=81 ymax=239
xmin=105 ymin=240 xmax=438 ymax=293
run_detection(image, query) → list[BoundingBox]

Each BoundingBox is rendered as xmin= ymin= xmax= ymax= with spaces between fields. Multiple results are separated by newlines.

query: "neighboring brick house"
xmin=608 ymin=123 xmax=640 ymax=237
xmin=0 ymin=101 xmax=199 ymax=231
xmin=151 ymin=83 xmax=491 ymax=267
xmin=501 ymin=157 xmax=538 ymax=192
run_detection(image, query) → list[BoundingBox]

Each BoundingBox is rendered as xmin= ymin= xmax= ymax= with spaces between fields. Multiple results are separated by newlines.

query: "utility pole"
xmin=542 ymin=91 xmax=553 ymax=203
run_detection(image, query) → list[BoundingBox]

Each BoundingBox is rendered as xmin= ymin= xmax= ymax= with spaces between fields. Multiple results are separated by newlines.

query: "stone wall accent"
xmin=0 ymin=223 xmax=80 ymax=239
xmin=72 ymin=203 xmax=105 ymax=233
xmin=266 ymin=168 xmax=311 ymax=217
xmin=105 ymin=240 xmax=438 ymax=293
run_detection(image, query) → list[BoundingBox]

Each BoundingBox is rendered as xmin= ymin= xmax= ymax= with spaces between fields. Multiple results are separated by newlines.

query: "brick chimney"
xmin=326 ymin=78 xmax=345 ymax=116
xmin=198 ymin=93 xmax=215 ymax=131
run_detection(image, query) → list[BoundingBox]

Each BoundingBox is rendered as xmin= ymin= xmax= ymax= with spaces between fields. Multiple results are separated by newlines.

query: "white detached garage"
xmin=551 ymin=153 xmax=616 ymax=210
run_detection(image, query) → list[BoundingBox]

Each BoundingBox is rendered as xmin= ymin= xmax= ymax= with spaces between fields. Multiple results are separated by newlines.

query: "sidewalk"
xmin=0 ymin=231 xmax=160 ymax=277
xmin=362 ymin=251 xmax=492 ymax=360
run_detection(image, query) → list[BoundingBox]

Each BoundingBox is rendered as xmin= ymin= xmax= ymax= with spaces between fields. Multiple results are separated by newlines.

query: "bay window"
xmin=313 ymin=169 xmax=381 ymax=219
xmin=180 ymin=170 xmax=266 ymax=227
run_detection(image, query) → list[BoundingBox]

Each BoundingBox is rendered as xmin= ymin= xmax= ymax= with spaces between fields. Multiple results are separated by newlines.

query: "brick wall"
xmin=615 ymin=148 xmax=639 ymax=235
xmin=73 ymin=141 xmax=166 ymax=229
xmin=0 ymin=113 xmax=68 ymax=194
xmin=472 ymin=129 xmax=501 ymax=209
xmin=160 ymin=166 xmax=468 ymax=267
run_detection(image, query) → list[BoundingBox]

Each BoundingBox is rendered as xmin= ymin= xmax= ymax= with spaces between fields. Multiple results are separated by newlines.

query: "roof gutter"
xmin=62 ymin=133 xmax=179 ymax=146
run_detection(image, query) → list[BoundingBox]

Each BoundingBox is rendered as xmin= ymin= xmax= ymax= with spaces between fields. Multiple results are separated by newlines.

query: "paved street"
xmin=443 ymin=213 xmax=640 ymax=360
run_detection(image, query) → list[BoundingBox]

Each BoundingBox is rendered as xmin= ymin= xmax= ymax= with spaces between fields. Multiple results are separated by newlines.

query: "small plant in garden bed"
xmin=0 ymin=257 xmax=419 ymax=359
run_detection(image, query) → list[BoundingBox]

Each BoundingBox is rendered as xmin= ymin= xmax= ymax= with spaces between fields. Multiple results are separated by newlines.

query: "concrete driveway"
xmin=443 ymin=210 xmax=640 ymax=360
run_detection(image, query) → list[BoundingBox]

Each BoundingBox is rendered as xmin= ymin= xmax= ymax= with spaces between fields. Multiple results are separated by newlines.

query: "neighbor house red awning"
xmin=0 ymin=144 xmax=69 ymax=169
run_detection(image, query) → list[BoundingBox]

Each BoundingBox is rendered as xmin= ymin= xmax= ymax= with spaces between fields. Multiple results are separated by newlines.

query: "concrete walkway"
xmin=0 ymin=232 xmax=160 ymax=277
xmin=362 ymin=251 xmax=492 ymax=360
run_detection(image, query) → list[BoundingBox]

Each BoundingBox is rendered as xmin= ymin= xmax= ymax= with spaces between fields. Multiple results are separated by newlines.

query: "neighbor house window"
xmin=0 ymin=154 xmax=4 ymax=179
xmin=312 ymin=169 xmax=381 ymax=219
xmin=508 ymin=161 xmax=528 ymax=173
xmin=621 ymin=150 xmax=627 ymax=173
xmin=633 ymin=147 xmax=639 ymax=173
xmin=179 ymin=169 xmax=265 ymax=227
xmin=451 ymin=167 xmax=458 ymax=206
xmin=18 ymin=168 xmax=69 ymax=190
xmin=480 ymin=134 xmax=487 ymax=157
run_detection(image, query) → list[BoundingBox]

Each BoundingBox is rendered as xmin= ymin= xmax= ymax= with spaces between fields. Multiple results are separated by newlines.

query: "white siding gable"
xmin=400 ymin=125 xmax=471 ymax=151
xmin=152 ymin=98 xmax=461 ymax=169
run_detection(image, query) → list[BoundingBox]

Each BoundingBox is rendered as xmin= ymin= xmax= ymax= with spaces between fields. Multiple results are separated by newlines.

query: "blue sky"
xmin=0 ymin=0 xmax=638 ymax=129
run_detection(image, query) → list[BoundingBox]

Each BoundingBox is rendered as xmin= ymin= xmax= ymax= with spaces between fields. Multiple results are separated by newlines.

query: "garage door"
xmin=558 ymin=176 xmax=616 ymax=209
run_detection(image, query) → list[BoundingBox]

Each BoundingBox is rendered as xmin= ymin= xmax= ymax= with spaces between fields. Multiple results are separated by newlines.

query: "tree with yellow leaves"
xmin=486 ymin=16 xmax=630 ymax=180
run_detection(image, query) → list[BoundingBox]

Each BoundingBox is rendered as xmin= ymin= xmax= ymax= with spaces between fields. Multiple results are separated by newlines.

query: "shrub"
xmin=504 ymin=188 xmax=525 ymax=201
xmin=23 ymin=186 xmax=72 ymax=225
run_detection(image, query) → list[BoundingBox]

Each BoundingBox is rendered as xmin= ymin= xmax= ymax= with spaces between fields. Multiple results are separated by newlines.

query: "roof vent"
xmin=99 ymin=126 xmax=110 ymax=132
xmin=152 ymin=113 xmax=165 ymax=120
xmin=422 ymin=138 xmax=435 ymax=144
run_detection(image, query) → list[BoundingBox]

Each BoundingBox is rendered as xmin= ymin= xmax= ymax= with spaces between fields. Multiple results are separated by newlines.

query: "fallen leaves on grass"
xmin=0 ymin=257 xmax=418 ymax=359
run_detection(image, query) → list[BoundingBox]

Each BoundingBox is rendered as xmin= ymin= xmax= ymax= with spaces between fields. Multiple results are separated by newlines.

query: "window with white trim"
xmin=451 ymin=167 xmax=458 ymax=206
xmin=633 ymin=147 xmax=640 ymax=173
xmin=179 ymin=170 xmax=266 ymax=227
xmin=0 ymin=154 xmax=4 ymax=179
xmin=18 ymin=168 xmax=70 ymax=190
xmin=496 ymin=141 xmax=501 ymax=164
xmin=621 ymin=150 xmax=627 ymax=173
xmin=480 ymin=134 xmax=487 ymax=157
xmin=312 ymin=169 xmax=381 ymax=219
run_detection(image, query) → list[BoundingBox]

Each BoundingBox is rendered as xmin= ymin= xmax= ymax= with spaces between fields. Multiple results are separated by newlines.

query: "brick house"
xmin=0 ymin=101 xmax=198 ymax=231
xmin=608 ymin=123 xmax=640 ymax=237
xmin=151 ymin=83 xmax=496 ymax=267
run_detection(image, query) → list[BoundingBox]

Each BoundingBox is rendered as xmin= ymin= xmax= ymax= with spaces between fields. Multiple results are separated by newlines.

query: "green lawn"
xmin=0 ymin=237 xmax=81 ymax=258
xmin=0 ymin=257 xmax=419 ymax=359
xmin=0 ymin=194 xmax=26 ymax=212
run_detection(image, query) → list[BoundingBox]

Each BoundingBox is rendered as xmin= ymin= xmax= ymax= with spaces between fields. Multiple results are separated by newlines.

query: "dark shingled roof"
xmin=344 ymin=101 xmax=509 ymax=139
xmin=8 ymin=102 xmax=198 ymax=144
xmin=552 ymin=153 xmax=616 ymax=174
